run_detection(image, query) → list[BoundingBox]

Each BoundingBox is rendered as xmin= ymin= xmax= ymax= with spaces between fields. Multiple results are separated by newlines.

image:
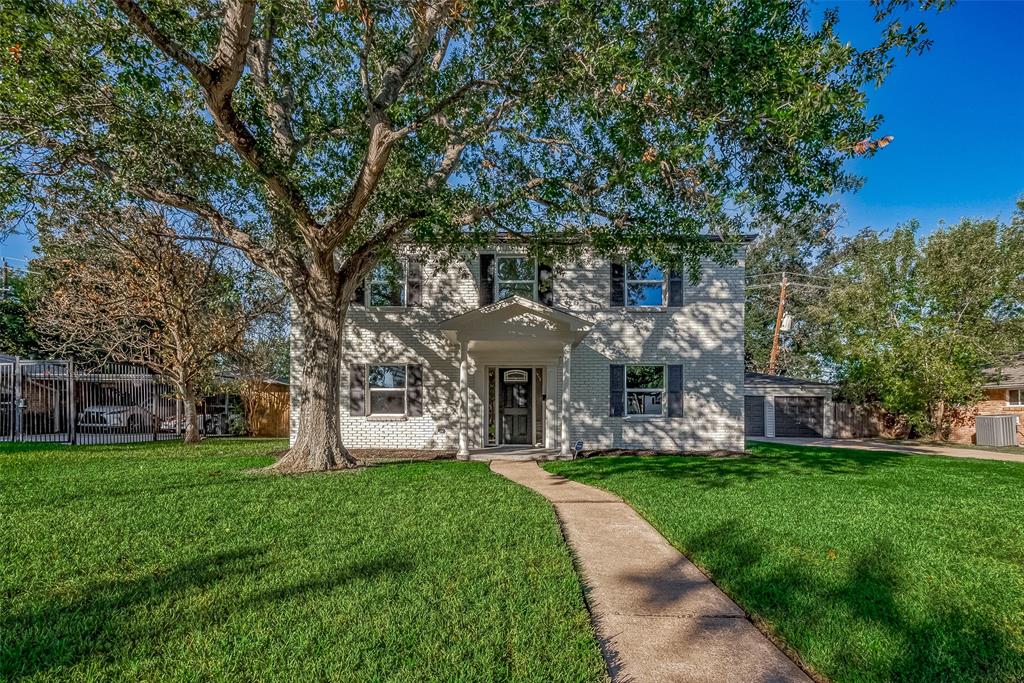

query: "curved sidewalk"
xmin=491 ymin=460 xmax=810 ymax=683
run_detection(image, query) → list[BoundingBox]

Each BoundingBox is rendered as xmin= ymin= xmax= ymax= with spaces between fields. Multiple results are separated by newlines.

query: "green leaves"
xmin=815 ymin=207 xmax=1024 ymax=436
xmin=0 ymin=0 xmax=948 ymax=275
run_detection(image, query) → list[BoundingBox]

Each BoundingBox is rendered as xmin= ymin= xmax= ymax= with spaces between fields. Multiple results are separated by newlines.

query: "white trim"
xmin=624 ymin=363 xmax=667 ymax=418
xmin=1007 ymin=388 xmax=1024 ymax=407
xmin=366 ymin=259 xmax=408 ymax=308
xmin=624 ymin=260 xmax=666 ymax=308
xmin=495 ymin=255 xmax=538 ymax=302
xmin=367 ymin=364 xmax=408 ymax=416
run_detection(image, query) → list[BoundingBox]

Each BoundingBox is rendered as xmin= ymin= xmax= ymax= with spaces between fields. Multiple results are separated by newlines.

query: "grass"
xmin=546 ymin=442 xmax=1024 ymax=683
xmin=0 ymin=439 xmax=606 ymax=682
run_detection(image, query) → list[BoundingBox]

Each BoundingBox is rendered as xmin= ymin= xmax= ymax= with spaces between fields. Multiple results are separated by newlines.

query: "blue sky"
xmin=823 ymin=0 xmax=1024 ymax=236
xmin=1 ymin=0 xmax=1022 ymax=266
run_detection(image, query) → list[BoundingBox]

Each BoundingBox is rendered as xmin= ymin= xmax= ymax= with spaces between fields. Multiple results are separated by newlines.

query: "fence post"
xmin=68 ymin=360 xmax=77 ymax=445
xmin=152 ymin=374 xmax=158 ymax=442
xmin=13 ymin=358 xmax=23 ymax=442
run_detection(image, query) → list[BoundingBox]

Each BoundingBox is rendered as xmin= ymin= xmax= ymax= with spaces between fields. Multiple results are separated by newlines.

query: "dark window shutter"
xmin=609 ymin=364 xmax=625 ymax=417
xmin=351 ymin=280 xmax=365 ymax=306
xmin=610 ymin=261 xmax=625 ymax=307
xmin=406 ymin=260 xmax=422 ymax=307
xmin=407 ymin=364 xmax=423 ymax=417
xmin=479 ymin=254 xmax=495 ymax=306
xmin=349 ymin=364 xmax=366 ymax=416
xmin=538 ymin=262 xmax=554 ymax=306
xmin=668 ymin=270 xmax=684 ymax=307
xmin=667 ymin=365 xmax=683 ymax=417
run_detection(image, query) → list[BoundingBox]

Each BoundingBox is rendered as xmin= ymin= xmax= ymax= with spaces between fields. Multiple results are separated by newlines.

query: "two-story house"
xmin=289 ymin=238 xmax=747 ymax=457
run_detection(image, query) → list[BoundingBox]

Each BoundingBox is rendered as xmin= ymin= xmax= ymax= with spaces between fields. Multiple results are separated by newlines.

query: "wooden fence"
xmin=832 ymin=402 xmax=884 ymax=438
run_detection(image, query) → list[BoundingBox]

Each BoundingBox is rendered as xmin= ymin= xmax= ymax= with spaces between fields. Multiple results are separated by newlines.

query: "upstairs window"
xmin=626 ymin=365 xmax=665 ymax=416
xmin=626 ymin=261 xmax=665 ymax=307
xmin=495 ymin=256 xmax=536 ymax=301
xmin=1009 ymin=389 xmax=1024 ymax=407
xmin=368 ymin=365 xmax=407 ymax=415
xmin=369 ymin=261 xmax=405 ymax=307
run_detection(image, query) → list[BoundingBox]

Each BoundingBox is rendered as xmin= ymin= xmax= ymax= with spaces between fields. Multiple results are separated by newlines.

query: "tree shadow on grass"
xmin=561 ymin=444 xmax=908 ymax=490
xmin=673 ymin=520 xmax=1023 ymax=681
xmin=0 ymin=547 xmax=413 ymax=680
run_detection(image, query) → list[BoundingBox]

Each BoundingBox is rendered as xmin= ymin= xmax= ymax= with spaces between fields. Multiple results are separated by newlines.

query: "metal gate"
xmin=16 ymin=360 xmax=73 ymax=442
xmin=0 ymin=358 xmax=185 ymax=444
xmin=0 ymin=362 xmax=14 ymax=440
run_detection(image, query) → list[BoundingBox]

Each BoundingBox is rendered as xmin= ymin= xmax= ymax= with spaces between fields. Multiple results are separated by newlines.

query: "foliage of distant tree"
xmin=0 ymin=264 xmax=42 ymax=357
xmin=31 ymin=203 xmax=283 ymax=442
xmin=745 ymin=204 xmax=839 ymax=377
xmin=812 ymin=204 xmax=1024 ymax=437
xmin=1 ymin=0 xmax=947 ymax=470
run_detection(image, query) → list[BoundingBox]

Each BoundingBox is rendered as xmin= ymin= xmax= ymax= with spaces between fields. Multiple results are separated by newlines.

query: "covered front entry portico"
xmin=439 ymin=296 xmax=592 ymax=459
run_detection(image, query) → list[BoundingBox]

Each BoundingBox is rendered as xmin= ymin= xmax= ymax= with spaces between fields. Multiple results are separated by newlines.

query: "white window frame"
xmin=1008 ymin=389 xmax=1024 ymax=407
xmin=367 ymin=260 xmax=407 ymax=308
xmin=624 ymin=364 xmax=666 ymax=418
xmin=495 ymin=255 xmax=537 ymax=302
xmin=368 ymin=364 xmax=408 ymax=416
xmin=625 ymin=260 xmax=666 ymax=307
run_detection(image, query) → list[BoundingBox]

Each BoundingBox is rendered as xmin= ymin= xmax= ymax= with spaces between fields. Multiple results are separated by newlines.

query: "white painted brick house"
xmin=290 ymin=240 xmax=747 ymax=456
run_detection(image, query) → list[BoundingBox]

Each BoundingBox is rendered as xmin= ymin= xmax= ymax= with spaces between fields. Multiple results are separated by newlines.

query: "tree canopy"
xmin=812 ymin=203 xmax=1024 ymax=436
xmin=31 ymin=201 xmax=284 ymax=441
xmin=0 ymin=0 xmax=949 ymax=469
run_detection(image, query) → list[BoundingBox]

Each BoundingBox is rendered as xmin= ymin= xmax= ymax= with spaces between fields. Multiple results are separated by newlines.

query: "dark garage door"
xmin=774 ymin=396 xmax=824 ymax=437
xmin=745 ymin=395 xmax=765 ymax=436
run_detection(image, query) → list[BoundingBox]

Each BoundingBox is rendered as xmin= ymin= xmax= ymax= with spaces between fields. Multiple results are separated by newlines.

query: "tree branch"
xmin=111 ymin=0 xmax=321 ymax=240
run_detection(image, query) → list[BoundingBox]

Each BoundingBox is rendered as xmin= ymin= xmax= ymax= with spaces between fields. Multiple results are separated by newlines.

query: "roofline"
xmin=743 ymin=372 xmax=837 ymax=389
xmin=483 ymin=232 xmax=757 ymax=244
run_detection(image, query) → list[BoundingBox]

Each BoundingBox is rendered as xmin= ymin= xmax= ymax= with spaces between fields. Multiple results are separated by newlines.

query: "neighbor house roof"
xmin=983 ymin=358 xmax=1024 ymax=388
xmin=744 ymin=372 xmax=836 ymax=389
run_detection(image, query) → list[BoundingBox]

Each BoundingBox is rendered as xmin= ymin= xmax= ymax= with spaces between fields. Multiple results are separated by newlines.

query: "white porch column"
xmin=457 ymin=342 xmax=470 ymax=459
xmin=560 ymin=343 xmax=572 ymax=457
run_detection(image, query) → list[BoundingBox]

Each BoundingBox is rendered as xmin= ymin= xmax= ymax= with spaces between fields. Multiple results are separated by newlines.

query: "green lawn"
xmin=1 ymin=439 xmax=605 ymax=682
xmin=547 ymin=442 xmax=1024 ymax=683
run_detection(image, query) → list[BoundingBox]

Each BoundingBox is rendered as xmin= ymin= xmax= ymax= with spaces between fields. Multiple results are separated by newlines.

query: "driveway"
xmin=750 ymin=437 xmax=1024 ymax=464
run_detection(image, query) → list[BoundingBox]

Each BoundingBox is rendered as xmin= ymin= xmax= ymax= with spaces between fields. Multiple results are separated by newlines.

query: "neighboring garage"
xmin=744 ymin=373 xmax=835 ymax=439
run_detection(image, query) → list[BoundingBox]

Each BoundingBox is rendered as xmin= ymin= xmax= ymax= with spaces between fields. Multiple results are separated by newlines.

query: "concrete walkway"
xmin=491 ymin=460 xmax=810 ymax=683
xmin=751 ymin=436 xmax=1024 ymax=464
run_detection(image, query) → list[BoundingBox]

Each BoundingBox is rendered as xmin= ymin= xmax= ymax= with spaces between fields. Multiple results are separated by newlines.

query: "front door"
xmin=499 ymin=368 xmax=532 ymax=444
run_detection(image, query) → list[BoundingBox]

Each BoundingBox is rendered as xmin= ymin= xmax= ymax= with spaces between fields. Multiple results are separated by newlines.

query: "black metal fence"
xmin=0 ymin=358 xmax=219 ymax=444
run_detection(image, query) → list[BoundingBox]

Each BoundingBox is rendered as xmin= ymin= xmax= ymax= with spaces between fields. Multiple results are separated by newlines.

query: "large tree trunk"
xmin=182 ymin=385 xmax=201 ymax=444
xmin=273 ymin=284 xmax=356 ymax=473
xmin=930 ymin=399 xmax=947 ymax=440
xmin=173 ymin=380 xmax=202 ymax=444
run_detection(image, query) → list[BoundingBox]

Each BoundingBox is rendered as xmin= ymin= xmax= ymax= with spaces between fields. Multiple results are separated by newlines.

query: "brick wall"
xmin=291 ymin=248 xmax=745 ymax=452
xmin=948 ymin=388 xmax=1024 ymax=444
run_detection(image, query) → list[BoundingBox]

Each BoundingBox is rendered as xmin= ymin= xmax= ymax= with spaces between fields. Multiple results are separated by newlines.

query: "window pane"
xmin=627 ymin=391 xmax=663 ymax=415
xmin=626 ymin=283 xmax=663 ymax=306
xmin=369 ymin=365 xmax=406 ymax=388
xmin=627 ymin=365 xmax=664 ymax=389
xmin=370 ymin=262 xmax=404 ymax=281
xmin=370 ymin=390 xmax=405 ymax=414
xmin=1011 ymin=389 xmax=1023 ymax=405
xmin=369 ymin=262 xmax=405 ymax=306
xmin=497 ymin=282 xmax=535 ymax=301
xmin=370 ymin=283 xmax=404 ymax=306
xmin=496 ymin=257 xmax=533 ymax=282
xmin=627 ymin=260 xmax=664 ymax=281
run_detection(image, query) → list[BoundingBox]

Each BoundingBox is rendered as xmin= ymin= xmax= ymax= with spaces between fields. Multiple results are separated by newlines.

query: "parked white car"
xmin=77 ymin=405 xmax=154 ymax=432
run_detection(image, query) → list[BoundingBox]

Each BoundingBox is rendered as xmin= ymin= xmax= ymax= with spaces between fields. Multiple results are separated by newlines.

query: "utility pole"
xmin=768 ymin=272 xmax=788 ymax=375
